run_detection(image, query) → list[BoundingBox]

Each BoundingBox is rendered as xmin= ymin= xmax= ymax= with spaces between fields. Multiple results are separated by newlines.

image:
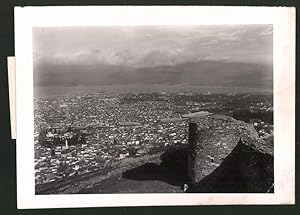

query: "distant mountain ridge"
xmin=34 ymin=60 xmax=272 ymax=89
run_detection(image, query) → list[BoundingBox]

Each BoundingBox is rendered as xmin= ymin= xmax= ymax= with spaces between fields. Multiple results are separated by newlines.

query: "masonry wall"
xmin=187 ymin=115 xmax=273 ymax=192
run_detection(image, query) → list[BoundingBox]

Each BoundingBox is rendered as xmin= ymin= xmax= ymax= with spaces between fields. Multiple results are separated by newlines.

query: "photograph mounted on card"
xmin=14 ymin=6 xmax=295 ymax=209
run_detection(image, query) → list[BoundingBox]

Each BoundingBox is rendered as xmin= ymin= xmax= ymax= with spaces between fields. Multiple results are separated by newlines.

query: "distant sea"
xmin=34 ymin=84 xmax=273 ymax=99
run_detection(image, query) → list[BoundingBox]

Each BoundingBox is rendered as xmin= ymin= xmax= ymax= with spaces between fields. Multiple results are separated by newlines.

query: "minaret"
xmin=65 ymin=139 xmax=69 ymax=149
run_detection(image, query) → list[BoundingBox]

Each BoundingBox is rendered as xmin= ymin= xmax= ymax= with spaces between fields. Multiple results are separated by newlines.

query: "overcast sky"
xmin=33 ymin=25 xmax=273 ymax=68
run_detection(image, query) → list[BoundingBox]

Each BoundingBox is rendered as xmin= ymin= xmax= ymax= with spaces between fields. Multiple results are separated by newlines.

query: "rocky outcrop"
xmin=187 ymin=114 xmax=273 ymax=192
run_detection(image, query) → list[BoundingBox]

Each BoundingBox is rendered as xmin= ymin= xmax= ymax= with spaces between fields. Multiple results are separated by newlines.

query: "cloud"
xmin=33 ymin=25 xmax=272 ymax=68
xmin=202 ymin=55 xmax=233 ymax=61
xmin=260 ymin=28 xmax=273 ymax=36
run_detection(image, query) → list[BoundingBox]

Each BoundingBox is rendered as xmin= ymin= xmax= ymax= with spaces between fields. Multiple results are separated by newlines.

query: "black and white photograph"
xmin=33 ymin=25 xmax=274 ymax=194
xmin=15 ymin=6 xmax=295 ymax=208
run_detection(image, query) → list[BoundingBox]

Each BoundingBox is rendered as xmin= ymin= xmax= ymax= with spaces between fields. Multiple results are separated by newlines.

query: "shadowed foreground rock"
xmin=187 ymin=114 xmax=273 ymax=192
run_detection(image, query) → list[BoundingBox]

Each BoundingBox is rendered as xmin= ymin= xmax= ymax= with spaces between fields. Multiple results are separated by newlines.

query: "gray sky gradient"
xmin=33 ymin=25 xmax=273 ymax=68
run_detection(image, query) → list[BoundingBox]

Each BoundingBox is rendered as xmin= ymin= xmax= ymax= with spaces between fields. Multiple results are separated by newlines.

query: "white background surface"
xmin=15 ymin=6 xmax=295 ymax=208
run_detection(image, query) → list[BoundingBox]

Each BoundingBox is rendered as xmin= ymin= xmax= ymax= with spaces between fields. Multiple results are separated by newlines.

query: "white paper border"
xmin=7 ymin=57 xmax=16 ymax=139
xmin=15 ymin=6 xmax=295 ymax=209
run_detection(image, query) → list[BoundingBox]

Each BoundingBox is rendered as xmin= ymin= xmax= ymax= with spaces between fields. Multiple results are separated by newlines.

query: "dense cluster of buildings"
xmin=34 ymin=92 xmax=273 ymax=185
xmin=252 ymin=119 xmax=273 ymax=137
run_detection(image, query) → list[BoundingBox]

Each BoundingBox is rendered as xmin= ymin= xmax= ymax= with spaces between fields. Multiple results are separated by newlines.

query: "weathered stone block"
xmin=187 ymin=114 xmax=273 ymax=192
